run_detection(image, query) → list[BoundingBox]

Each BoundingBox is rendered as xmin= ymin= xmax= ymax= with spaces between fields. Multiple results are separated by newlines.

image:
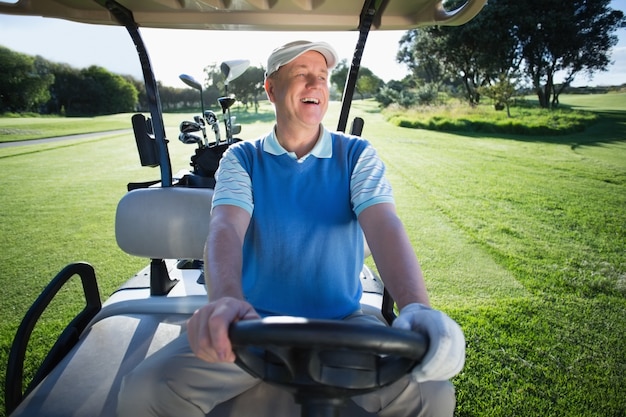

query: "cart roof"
xmin=0 ymin=0 xmax=486 ymax=31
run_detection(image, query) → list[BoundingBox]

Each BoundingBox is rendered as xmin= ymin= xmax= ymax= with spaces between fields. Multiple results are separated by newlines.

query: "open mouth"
xmin=301 ymin=97 xmax=320 ymax=104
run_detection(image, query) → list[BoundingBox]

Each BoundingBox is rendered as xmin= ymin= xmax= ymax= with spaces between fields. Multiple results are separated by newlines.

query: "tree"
xmin=229 ymin=66 xmax=265 ymax=111
xmin=478 ymin=73 xmax=519 ymax=117
xmin=47 ymin=62 xmax=82 ymax=114
xmin=397 ymin=29 xmax=447 ymax=85
xmin=397 ymin=1 xmax=522 ymax=105
xmin=513 ymin=0 xmax=625 ymax=108
xmin=203 ymin=63 xmax=227 ymax=107
xmin=398 ymin=26 xmax=491 ymax=104
xmin=0 ymin=46 xmax=53 ymax=113
xmin=375 ymin=79 xmax=407 ymax=107
xmin=396 ymin=0 xmax=625 ymax=108
xmin=330 ymin=59 xmax=349 ymax=94
xmin=355 ymin=69 xmax=384 ymax=100
xmin=67 ymin=66 xmax=138 ymax=115
xmin=1 ymin=46 xmax=142 ymax=116
xmin=330 ymin=59 xmax=384 ymax=99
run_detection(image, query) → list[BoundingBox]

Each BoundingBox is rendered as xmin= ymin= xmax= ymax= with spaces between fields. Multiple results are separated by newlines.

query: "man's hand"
xmin=187 ymin=297 xmax=260 ymax=363
xmin=392 ymin=303 xmax=466 ymax=382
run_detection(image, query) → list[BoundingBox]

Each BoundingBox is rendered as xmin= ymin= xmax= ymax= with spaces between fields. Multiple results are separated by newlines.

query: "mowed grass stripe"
xmin=374 ymin=118 xmax=624 ymax=296
xmin=348 ymin=107 xmax=528 ymax=307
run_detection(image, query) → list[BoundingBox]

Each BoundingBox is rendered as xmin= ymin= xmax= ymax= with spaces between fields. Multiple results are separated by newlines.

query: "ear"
xmin=264 ymin=77 xmax=276 ymax=103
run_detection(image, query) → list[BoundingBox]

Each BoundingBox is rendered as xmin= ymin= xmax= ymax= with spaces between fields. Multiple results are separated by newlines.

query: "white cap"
xmin=265 ymin=40 xmax=338 ymax=78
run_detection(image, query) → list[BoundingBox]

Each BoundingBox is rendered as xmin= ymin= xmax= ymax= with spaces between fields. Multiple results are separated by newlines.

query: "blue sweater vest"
xmin=231 ymin=133 xmax=368 ymax=319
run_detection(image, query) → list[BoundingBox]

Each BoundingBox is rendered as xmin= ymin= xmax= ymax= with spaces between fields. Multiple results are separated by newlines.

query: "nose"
xmin=306 ymin=74 xmax=326 ymax=89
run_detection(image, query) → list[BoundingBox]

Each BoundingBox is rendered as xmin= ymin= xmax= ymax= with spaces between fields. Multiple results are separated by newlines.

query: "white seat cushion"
xmin=115 ymin=187 xmax=213 ymax=260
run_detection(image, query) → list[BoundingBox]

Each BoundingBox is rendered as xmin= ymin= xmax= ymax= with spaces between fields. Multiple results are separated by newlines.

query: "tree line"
xmin=0 ymin=46 xmax=136 ymax=115
xmin=0 ymin=44 xmax=382 ymax=116
xmin=0 ymin=46 xmax=270 ymax=116
xmin=395 ymin=0 xmax=625 ymax=109
xmin=0 ymin=45 xmax=298 ymax=117
xmin=1 ymin=0 xmax=624 ymax=116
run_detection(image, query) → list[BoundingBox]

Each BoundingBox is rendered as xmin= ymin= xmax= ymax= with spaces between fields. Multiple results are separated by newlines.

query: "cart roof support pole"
xmin=95 ymin=0 xmax=173 ymax=186
xmin=337 ymin=0 xmax=388 ymax=133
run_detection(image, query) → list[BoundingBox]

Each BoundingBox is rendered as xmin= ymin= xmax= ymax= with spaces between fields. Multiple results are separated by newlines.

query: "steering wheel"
xmin=229 ymin=316 xmax=428 ymax=417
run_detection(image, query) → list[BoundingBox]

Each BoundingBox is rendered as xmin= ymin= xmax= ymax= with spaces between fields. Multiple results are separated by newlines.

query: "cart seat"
xmin=9 ymin=186 xmax=380 ymax=417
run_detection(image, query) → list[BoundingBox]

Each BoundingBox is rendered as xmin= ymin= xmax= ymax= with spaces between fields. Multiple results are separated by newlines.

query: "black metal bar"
xmin=337 ymin=0 xmax=387 ymax=132
xmin=95 ymin=0 xmax=173 ymax=186
xmin=381 ymin=288 xmax=396 ymax=325
xmin=131 ymin=113 xmax=159 ymax=167
xmin=150 ymin=258 xmax=179 ymax=296
xmin=5 ymin=262 xmax=101 ymax=414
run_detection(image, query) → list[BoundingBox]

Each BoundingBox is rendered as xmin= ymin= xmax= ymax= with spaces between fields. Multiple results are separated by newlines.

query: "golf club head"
xmin=220 ymin=59 xmax=250 ymax=85
xmin=230 ymin=116 xmax=241 ymax=135
xmin=194 ymin=115 xmax=205 ymax=126
xmin=226 ymin=116 xmax=241 ymax=142
xmin=218 ymin=96 xmax=237 ymax=113
xmin=179 ymin=73 xmax=203 ymax=91
xmin=180 ymin=120 xmax=202 ymax=133
xmin=204 ymin=110 xmax=218 ymax=125
xmin=203 ymin=110 xmax=221 ymax=143
xmin=179 ymin=132 xmax=202 ymax=145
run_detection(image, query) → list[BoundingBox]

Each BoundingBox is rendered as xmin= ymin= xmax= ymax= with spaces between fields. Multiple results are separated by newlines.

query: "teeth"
xmin=301 ymin=97 xmax=319 ymax=104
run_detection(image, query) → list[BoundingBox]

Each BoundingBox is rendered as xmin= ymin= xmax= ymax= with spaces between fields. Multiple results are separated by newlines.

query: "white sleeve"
xmin=350 ymin=144 xmax=395 ymax=216
xmin=211 ymin=149 xmax=254 ymax=215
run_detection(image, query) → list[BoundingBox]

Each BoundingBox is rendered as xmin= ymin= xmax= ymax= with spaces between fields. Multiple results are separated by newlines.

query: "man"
xmin=118 ymin=40 xmax=465 ymax=417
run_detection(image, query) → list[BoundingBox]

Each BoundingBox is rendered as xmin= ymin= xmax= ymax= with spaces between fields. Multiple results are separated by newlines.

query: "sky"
xmin=1 ymin=1 xmax=625 ymax=89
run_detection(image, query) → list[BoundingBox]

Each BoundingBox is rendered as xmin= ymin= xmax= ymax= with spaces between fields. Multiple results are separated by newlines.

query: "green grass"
xmin=1 ymin=96 xmax=625 ymax=416
xmin=0 ymin=113 xmax=132 ymax=142
xmin=0 ymin=105 xmax=277 ymax=144
xmin=384 ymin=98 xmax=601 ymax=136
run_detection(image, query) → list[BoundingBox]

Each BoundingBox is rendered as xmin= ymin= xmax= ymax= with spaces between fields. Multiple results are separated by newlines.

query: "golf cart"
xmin=2 ymin=1 xmax=486 ymax=416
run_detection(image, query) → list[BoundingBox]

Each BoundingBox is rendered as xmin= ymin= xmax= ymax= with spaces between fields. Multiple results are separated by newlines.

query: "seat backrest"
xmin=115 ymin=186 xmax=371 ymax=261
xmin=115 ymin=187 xmax=214 ymax=260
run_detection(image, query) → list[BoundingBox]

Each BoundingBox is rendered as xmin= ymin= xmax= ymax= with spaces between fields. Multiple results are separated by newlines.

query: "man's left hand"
xmin=392 ymin=303 xmax=466 ymax=382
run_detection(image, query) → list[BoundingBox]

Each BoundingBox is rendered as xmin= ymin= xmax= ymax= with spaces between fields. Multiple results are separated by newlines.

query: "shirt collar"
xmin=263 ymin=124 xmax=332 ymax=161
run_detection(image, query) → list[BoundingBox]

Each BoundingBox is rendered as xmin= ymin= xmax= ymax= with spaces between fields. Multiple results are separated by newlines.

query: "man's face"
xmin=265 ymin=50 xmax=330 ymax=129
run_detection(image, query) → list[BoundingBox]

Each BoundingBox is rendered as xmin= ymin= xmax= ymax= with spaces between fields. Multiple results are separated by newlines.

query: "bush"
xmin=384 ymin=103 xmax=598 ymax=136
xmin=376 ymin=82 xmax=441 ymax=108
xmin=1 ymin=112 xmax=46 ymax=118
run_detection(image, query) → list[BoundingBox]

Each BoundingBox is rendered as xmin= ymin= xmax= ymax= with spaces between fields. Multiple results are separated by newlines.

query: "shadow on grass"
xmin=567 ymin=110 xmax=626 ymax=149
xmin=452 ymin=108 xmax=626 ymax=148
xmin=229 ymin=109 xmax=276 ymax=124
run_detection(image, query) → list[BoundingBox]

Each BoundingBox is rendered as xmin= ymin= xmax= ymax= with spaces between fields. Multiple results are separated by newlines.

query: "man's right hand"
xmin=187 ymin=297 xmax=260 ymax=363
